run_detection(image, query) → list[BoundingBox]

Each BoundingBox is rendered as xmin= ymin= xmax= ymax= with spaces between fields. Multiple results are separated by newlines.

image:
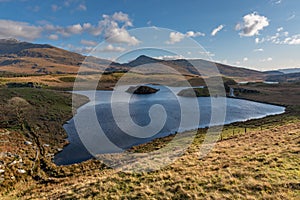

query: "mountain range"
xmin=0 ymin=39 xmax=299 ymax=82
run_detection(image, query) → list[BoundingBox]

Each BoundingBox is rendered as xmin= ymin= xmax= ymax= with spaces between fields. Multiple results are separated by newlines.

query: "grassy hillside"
xmin=0 ymin=82 xmax=299 ymax=199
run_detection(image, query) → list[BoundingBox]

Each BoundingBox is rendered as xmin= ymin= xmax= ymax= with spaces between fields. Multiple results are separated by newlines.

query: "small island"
xmin=126 ymin=85 xmax=159 ymax=94
xmin=177 ymin=87 xmax=210 ymax=97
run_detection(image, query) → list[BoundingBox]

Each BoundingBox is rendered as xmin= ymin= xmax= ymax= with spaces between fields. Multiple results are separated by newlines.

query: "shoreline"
xmin=56 ymin=90 xmax=286 ymax=166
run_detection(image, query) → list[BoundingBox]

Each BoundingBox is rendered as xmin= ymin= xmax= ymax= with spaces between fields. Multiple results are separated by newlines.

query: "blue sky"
xmin=0 ymin=0 xmax=300 ymax=71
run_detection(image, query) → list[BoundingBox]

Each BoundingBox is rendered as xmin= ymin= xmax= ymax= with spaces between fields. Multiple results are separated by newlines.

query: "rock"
xmin=57 ymin=148 xmax=63 ymax=152
xmin=126 ymin=85 xmax=159 ymax=94
xmin=43 ymin=144 xmax=50 ymax=147
xmin=17 ymin=169 xmax=26 ymax=174
xmin=24 ymin=141 xmax=33 ymax=145
xmin=0 ymin=169 xmax=5 ymax=174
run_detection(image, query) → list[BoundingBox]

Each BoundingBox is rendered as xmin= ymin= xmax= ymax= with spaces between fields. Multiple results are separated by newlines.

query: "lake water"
xmin=54 ymin=85 xmax=285 ymax=165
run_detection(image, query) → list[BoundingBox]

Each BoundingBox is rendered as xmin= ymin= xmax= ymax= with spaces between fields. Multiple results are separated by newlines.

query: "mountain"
xmin=0 ymin=39 xmax=266 ymax=80
xmin=0 ymin=39 xmax=115 ymax=74
xmin=123 ymin=55 xmax=266 ymax=80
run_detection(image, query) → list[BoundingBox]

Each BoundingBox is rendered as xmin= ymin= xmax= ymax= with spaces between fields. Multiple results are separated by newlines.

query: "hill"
xmin=0 ymin=39 xmax=267 ymax=81
xmin=122 ymin=55 xmax=266 ymax=80
xmin=0 ymin=39 xmax=115 ymax=74
xmin=266 ymin=72 xmax=300 ymax=82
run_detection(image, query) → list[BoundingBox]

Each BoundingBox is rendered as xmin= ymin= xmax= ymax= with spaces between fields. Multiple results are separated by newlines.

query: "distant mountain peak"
xmin=135 ymin=55 xmax=158 ymax=61
xmin=126 ymin=55 xmax=159 ymax=67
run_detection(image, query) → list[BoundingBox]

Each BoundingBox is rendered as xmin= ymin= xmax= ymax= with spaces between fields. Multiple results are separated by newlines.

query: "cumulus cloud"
xmin=0 ymin=20 xmax=42 ymax=40
xmin=105 ymin=28 xmax=140 ymax=45
xmin=166 ymin=32 xmax=185 ymax=44
xmin=236 ymin=12 xmax=269 ymax=37
xmin=66 ymin=24 xmax=83 ymax=34
xmin=80 ymin=39 xmax=97 ymax=46
xmin=211 ymin=25 xmax=224 ymax=36
xmin=0 ymin=11 xmax=140 ymax=46
xmin=99 ymin=44 xmax=126 ymax=52
xmin=281 ymin=34 xmax=300 ymax=45
xmin=112 ymin=12 xmax=132 ymax=26
xmin=95 ymin=12 xmax=140 ymax=45
xmin=166 ymin=31 xmax=205 ymax=44
xmin=256 ymin=29 xmax=300 ymax=45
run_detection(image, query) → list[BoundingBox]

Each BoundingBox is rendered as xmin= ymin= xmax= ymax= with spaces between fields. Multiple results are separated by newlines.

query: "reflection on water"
xmin=54 ymin=85 xmax=285 ymax=165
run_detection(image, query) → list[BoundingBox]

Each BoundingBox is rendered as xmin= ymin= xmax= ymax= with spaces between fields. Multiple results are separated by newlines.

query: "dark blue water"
xmin=54 ymin=85 xmax=285 ymax=165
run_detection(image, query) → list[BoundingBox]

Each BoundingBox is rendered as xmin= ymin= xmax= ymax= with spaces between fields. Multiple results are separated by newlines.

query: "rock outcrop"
xmin=126 ymin=85 xmax=159 ymax=94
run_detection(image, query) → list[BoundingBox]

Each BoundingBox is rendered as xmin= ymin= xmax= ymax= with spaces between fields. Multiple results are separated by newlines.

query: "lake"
xmin=54 ymin=85 xmax=285 ymax=165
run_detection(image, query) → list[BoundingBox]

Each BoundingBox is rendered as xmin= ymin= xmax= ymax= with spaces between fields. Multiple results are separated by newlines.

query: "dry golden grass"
xmin=1 ymin=121 xmax=298 ymax=199
xmin=0 ymin=73 xmax=199 ymax=90
xmin=0 ymin=82 xmax=299 ymax=199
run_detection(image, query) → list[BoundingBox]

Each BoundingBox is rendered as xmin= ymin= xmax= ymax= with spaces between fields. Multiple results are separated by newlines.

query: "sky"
xmin=0 ymin=0 xmax=300 ymax=71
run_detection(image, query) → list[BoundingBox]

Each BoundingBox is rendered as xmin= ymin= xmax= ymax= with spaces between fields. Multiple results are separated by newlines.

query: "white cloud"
xmin=97 ymin=12 xmax=140 ymax=45
xmin=236 ymin=12 xmax=269 ymax=37
xmin=277 ymin=27 xmax=284 ymax=32
xmin=112 ymin=12 xmax=132 ymax=26
xmin=66 ymin=24 xmax=83 ymax=34
xmin=99 ymin=44 xmax=126 ymax=52
xmin=253 ymin=48 xmax=264 ymax=52
xmin=166 ymin=31 xmax=205 ymax=44
xmin=0 ymin=20 xmax=42 ymax=40
xmin=243 ymin=57 xmax=249 ymax=62
xmin=256 ymin=31 xmax=300 ymax=45
xmin=48 ymin=34 xmax=59 ymax=40
xmin=154 ymin=55 xmax=185 ymax=60
xmin=166 ymin=32 xmax=185 ymax=44
xmin=211 ymin=25 xmax=224 ymax=36
xmin=105 ymin=27 xmax=140 ymax=45
xmin=186 ymin=31 xmax=205 ymax=37
xmin=273 ymin=0 xmax=282 ymax=4
xmin=255 ymin=38 xmax=261 ymax=44
xmin=0 ymin=12 xmax=140 ymax=46
xmin=80 ymin=39 xmax=97 ymax=46
xmin=281 ymin=34 xmax=300 ymax=45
